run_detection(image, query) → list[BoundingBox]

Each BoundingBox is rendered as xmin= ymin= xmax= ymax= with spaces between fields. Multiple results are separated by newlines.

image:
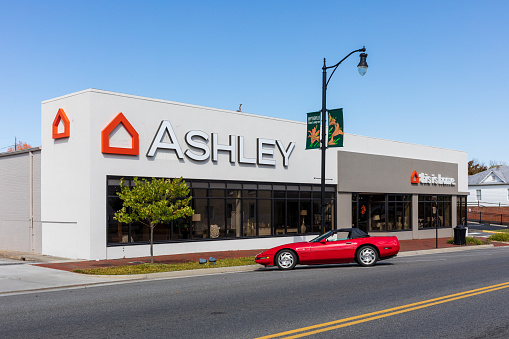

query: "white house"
xmin=468 ymin=166 xmax=509 ymax=207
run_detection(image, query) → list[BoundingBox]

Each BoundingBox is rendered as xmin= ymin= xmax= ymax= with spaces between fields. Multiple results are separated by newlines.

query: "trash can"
xmin=454 ymin=225 xmax=467 ymax=245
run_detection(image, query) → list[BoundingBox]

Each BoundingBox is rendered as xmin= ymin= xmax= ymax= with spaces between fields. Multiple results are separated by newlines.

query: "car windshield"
xmin=309 ymin=231 xmax=336 ymax=243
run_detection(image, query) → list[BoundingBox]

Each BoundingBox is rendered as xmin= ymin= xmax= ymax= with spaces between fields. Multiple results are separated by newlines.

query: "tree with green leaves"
xmin=114 ymin=177 xmax=194 ymax=263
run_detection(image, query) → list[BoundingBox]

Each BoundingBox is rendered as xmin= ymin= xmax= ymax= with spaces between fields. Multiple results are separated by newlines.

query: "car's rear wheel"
xmin=356 ymin=246 xmax=378 ymax=267
xmin=276 ymin=250 xmax=297 ymax=270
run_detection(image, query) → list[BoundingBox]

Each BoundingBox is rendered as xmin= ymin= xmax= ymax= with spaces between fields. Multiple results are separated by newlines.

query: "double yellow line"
xmin=255 ymin=281 xmax=509 ymax=339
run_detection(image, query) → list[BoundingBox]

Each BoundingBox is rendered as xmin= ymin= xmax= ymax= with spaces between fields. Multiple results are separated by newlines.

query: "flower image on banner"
xmin=306 ymin=111 xmax=321 ymax=149
xmin=327 ymin=108 xmax=344 ymax=148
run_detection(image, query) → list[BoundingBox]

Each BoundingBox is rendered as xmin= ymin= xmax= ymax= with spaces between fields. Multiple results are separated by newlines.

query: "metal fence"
xmin=467 ymin=202 xmax=509 ymax=226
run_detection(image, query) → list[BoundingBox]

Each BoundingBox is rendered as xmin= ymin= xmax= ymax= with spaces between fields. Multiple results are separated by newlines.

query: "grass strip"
xmin=73 ymin=256 xmax=256 ymax=275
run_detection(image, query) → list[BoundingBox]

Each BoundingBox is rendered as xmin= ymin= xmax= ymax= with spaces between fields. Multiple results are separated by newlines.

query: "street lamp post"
xmin=320 ymin=47 xmax=368 ymax=233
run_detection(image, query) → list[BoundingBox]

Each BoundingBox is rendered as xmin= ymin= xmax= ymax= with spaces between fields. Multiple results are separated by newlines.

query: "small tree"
xmin=114 ymin=177 xmax=194 ymax=263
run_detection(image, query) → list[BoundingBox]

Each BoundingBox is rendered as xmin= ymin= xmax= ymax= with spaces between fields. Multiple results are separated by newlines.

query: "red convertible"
xmin=255 ymin=228 xmax=399 ymax=270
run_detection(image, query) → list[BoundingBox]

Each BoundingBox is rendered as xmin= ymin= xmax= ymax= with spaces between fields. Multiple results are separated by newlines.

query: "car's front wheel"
xmin=356 ymin=246 xmax=378 ymax=267
xmin=276 ymin=250 xmax=297 ymax=270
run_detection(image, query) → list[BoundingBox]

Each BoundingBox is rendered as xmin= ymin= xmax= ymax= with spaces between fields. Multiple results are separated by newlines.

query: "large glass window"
xmin=457 ymin=196 xmax=467 ymax=226
xmin=418 ymin=195 xmax=452 ymax=229
xmin=352 ymin=193 xmax=411 ymax=232
xmin=107 ymin=176 xmax=336 ymax=245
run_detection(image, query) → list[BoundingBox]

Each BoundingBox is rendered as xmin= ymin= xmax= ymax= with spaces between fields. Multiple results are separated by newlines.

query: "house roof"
xmin=469 ymin=165 xmax=509 ymax=185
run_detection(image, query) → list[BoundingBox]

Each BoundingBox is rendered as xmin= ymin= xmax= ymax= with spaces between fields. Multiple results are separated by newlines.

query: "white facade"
xmin=35 ymin=89 xmax=469 ymax=260
xmin=468 ymin=167 xmax=509 ymax=207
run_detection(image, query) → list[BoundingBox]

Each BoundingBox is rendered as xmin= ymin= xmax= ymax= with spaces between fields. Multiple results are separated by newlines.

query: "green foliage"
xmin=114 ymin=177 xmax=194 ymax=228
xmin=466 ymin=237 xmax=488 ymax=245
xmin=446 ymin=237 xmax=489 ymax=245
xmin=72 ymin=257 xmax=256 ymax=275
xmin=488 ymin=232 xmax=509 ymax=242
xmin=113 ymin=177 xmax=195 ymax=263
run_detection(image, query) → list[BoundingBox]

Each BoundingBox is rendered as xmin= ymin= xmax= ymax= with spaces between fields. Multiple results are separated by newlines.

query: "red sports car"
xmin=255 ymin=228 xmax=399 ymax=270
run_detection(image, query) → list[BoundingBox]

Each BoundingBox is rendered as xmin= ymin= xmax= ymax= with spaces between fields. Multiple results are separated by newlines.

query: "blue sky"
xmin=1 ymin=1 xmax=507 ymax=164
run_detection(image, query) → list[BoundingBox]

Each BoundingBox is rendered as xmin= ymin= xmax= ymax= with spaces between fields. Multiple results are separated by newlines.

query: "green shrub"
xmin=488 ymin=232 xmax=509 ymax=242
xmin=466 ymin=237 xmax=488 ymax=245
xmin=447 ymin=237 xmax=488 ymax=245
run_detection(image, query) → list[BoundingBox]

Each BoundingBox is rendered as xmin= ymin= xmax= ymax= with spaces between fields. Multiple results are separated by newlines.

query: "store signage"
xmin=52 ymin=108 xmax=70 ymax=139
xmin=410 ymin=170 xmax=456 ymax=186
xmin=101 ymin=113 xmax=139 ymax=155
xmin=146 ymin=120 xmax=296 ymax=167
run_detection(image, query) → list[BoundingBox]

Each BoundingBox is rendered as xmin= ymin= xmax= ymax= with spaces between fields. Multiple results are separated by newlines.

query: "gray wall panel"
xmin=338 ymin=151 xmax=459 ymax=195
xmin=0 ymin=149 xmax=41 ymax=253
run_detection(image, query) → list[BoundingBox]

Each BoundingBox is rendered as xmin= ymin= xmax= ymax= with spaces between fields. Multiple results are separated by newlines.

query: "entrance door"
xmin=357 ymin=195 xmax=369 ymax=233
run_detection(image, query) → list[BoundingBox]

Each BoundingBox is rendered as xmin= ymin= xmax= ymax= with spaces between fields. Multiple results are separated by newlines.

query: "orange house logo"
xmin=410 ymin=170 xmax=419 ymax=184
xmin=101 ymin=113 xmax=139 ymax=155
xmin=52 ymin=108 xmax=70 ymax=139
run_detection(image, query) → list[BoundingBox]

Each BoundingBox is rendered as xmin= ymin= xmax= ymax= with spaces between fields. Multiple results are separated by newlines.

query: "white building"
xmin=468 ymin=166 xmax=509 ymax=207
xmin=0 ymin=89 xmax=469 ymax=260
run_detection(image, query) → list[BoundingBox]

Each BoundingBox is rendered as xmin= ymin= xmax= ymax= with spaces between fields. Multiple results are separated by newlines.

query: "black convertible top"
xmin=347 ymin=228 xmax=370 ymax=239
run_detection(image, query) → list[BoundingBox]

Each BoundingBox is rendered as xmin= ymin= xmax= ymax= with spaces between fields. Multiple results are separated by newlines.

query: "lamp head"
xmin=357 ymin=52 xmax=368 ymax=76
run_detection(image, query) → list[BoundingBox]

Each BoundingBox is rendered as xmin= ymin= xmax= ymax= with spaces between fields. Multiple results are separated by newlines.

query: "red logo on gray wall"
xmin=410 ymin=171 xmax=419 ymax=184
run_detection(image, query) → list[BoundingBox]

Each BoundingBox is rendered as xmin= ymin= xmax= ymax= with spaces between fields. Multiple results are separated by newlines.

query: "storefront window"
xmin=387 ymin=195 xmax=412 ymax=231
xmin=274 ymin=200 xmax=286 ymax=235
xmin=191 ymin=198 xmax=208 ymax=238
xmin=352 ymin=193 xmax=411 ymax=232
xmin=106 ymin=176 xmax=336 ymax=245
xmin=369 ymin=195 xmax=386 ymax=232
xmin=457 ymin=196 xmax=467 ymax=226
xmin=300 ymin=201 xmax=311 ymax=234
xmin=418 ymin=195 xmax=452 ymax=229
xmin=209 ymin=197 xmax=225 ymax=238
xmin=242 ymin=199 xmax=256 ymax=236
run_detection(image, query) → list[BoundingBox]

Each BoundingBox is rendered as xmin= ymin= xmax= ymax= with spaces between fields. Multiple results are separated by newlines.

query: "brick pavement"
xmin=35 ymin=237 xmax=509 ymax=272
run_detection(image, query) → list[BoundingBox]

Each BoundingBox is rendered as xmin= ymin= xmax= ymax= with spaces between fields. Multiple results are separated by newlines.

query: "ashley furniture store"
xmin=0 ymin=89 xmax=469 ymax=260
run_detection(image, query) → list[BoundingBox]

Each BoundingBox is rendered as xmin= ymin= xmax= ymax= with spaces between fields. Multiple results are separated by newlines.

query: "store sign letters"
xmin=146 ymin=120 xmax=296 ymax=167
xmin=410 ymin=170 xmax=455 ymax=186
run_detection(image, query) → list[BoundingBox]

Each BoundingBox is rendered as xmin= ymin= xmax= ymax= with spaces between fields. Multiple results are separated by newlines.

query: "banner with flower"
xmin=327 ymin=108 xmax=344 ymax=148
xmin=306 ymin=111 xmax=321 ymax=149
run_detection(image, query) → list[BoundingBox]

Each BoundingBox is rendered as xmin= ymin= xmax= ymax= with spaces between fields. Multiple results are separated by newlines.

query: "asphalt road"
xmin=1 ymin=247 xmax=509 ymax=339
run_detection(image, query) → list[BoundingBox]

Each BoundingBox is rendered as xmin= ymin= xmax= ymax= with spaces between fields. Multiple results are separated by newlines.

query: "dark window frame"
xmin=352 ymin=193 xmax=412 ymax=232
xmin=106 ymin=176 xmax=336 ymax=246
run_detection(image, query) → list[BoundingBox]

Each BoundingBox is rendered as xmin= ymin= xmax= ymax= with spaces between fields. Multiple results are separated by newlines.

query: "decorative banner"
xmin=306 ymin=111 xmax=321 ymax=149
xmin=327 ymin=108 xmax=344 ymax=148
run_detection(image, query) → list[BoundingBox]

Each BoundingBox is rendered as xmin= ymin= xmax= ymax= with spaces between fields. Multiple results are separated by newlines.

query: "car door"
xmin=305 ymin=231 xmax=357 ymax=264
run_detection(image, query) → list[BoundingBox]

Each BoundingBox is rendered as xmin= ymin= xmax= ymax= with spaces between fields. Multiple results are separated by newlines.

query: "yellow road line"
xmin=255 ymin=281 xmax=509 ymax=339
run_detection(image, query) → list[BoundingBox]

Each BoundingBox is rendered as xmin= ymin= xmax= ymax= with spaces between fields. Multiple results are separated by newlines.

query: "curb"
xmin=397 ymin=244 xmax=494 ymax=257
xmin=0 ymin=265 xmax=264 ymax=296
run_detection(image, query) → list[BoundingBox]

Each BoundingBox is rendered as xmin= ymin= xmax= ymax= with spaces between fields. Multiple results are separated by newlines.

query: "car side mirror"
xmin=320 ymin=239 xmax=327 ymax=244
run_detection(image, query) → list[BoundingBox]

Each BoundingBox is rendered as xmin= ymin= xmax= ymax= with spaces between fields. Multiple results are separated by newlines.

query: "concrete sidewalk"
xmin=1 ymin=238 xmax=508 ymax=296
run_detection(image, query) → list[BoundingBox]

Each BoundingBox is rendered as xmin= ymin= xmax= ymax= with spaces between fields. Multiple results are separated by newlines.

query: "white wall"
xmin=41 ymin=89 xmax=468 ymax=259
xmin=468 ymin=185 xmax=509 ymax=206
xmin=41 ymin=92 xmax=92 ymax=259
